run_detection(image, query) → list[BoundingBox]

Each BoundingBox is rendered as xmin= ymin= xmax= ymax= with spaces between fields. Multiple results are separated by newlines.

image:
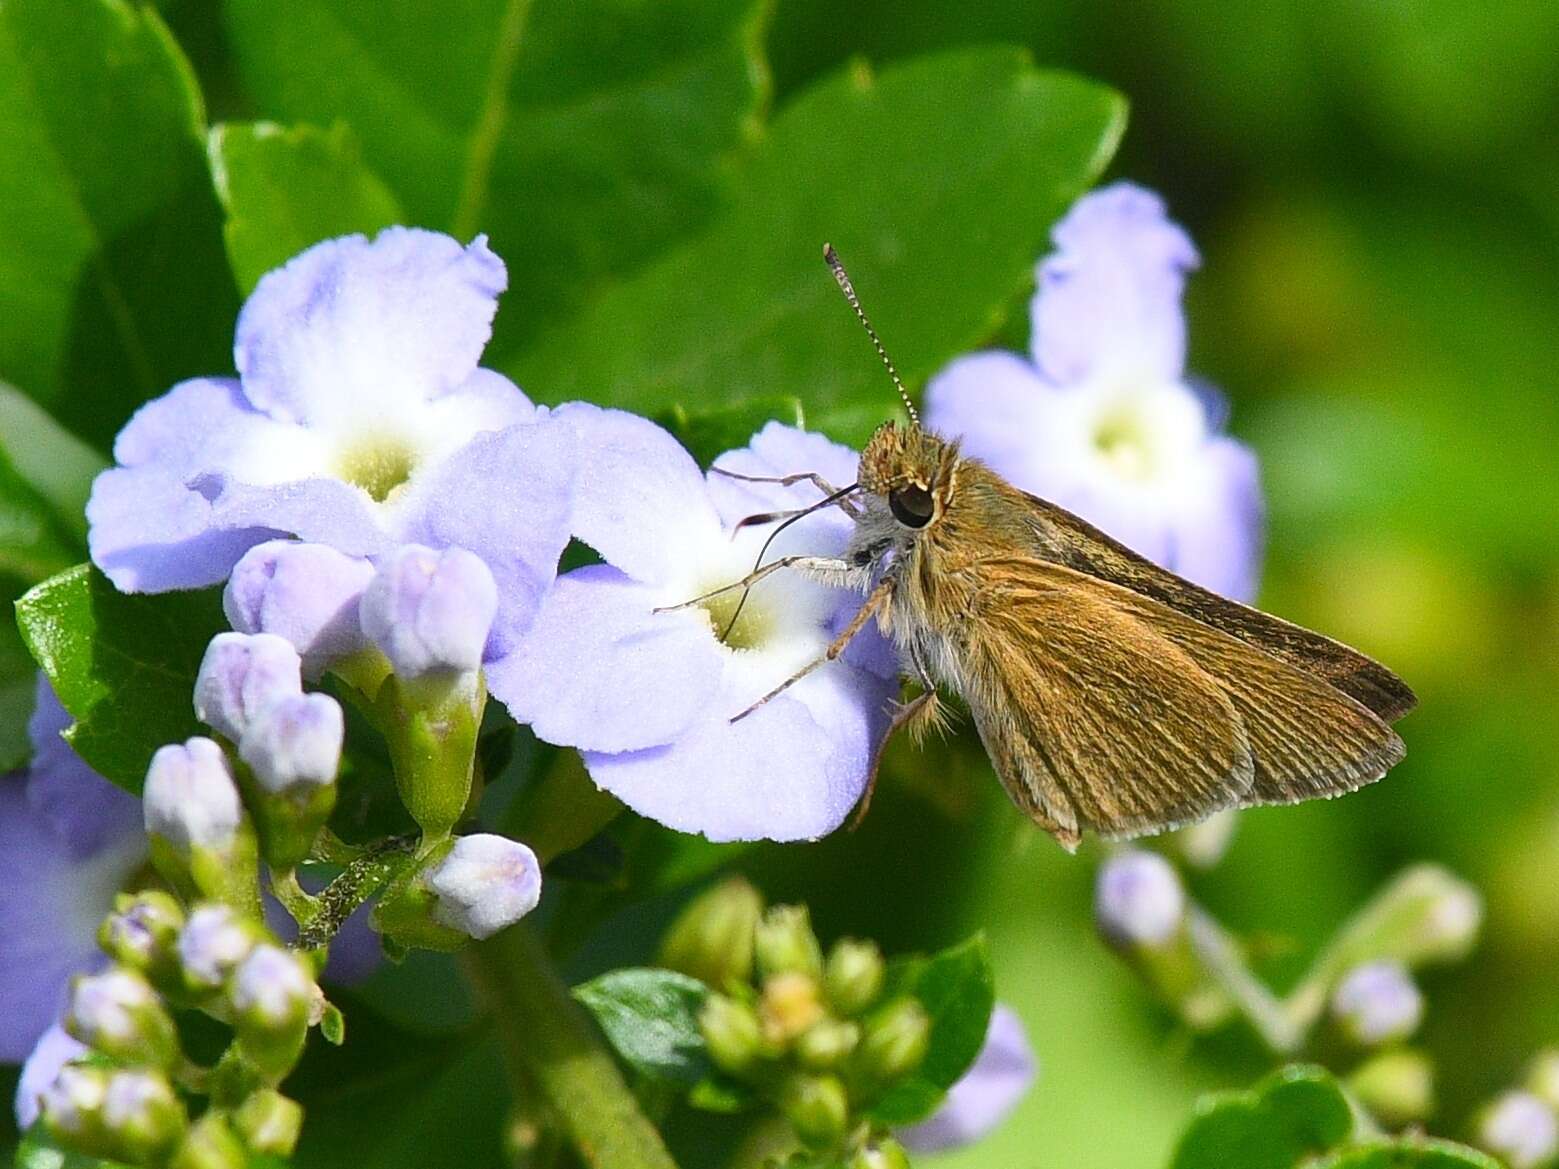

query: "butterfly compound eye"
xmin=888 ymin=484 xmax=935 ymax=528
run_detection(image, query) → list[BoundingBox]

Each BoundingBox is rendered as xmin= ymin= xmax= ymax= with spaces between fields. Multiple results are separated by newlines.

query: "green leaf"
xmin=573 ymin=968 xmax=711 ymax=1086
xmin=15 ymin=565 xmax=227 ymax=792
xmin=209 ymin=120 xmax=406 ymax=295
xmin=1313 ymin=1140 xmax=1503 ymax=1169
xmin=0 ymin=451 xmax=80 ymax=583
xmin=687 ymin=1072 xmax=757 ymax=1114
xmin=223 ymin=0 xmax=770 ymax=356
xmin=509 ymin=48 xmax=1125 ymax=445
xmin=0 ymin=612 xmax=36 ymax=770
xmin=1170 ymin=1065 xmax=1355 ymax=1169
xmin=0 ymin=383 xmax=107 ymax=545
xmin=0 ymin=0 xmax=240 ymax=448
xmin=657 ymin=397 xmax=806 ymax=469
xmin=863 ymin=933 xmax=995 ymax=1126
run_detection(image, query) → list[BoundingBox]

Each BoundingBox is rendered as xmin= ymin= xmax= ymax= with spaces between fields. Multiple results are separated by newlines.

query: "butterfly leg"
xmin=729 ymin=578 xmax=894 ymax=721
xmin=652 ymin=555 xmax=858 ymax=613
xmin=848 ymin=645 xmax=941 ymax=830
xmin=709 ymin=464 xmax=863 ymax=517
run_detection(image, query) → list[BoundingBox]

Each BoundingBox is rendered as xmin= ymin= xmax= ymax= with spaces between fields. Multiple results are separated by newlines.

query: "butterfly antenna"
xmin=823 ymin=243 xmax=919 ymax=426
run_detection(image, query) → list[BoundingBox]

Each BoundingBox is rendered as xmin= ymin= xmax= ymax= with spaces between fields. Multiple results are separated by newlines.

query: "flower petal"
xmin=582 ymin=670 xmax=881 ymax=843
xmin=396 ymin=416 xmax=577 ymax=659
xmin=554 ymin=403 xmax=721 ymax=585
xmin=1163 ymin=435 xmax=1264 ymax=602
xmin=25 ymin=677 xmax=142 ymax=860
xmin=924 ymin=351 xmax=1058 ymax=479
xmin=15 ymin=1023 xmax=86 ymax=1128
xmin=487 ymin=567 xmax=725 ymax=754
xmin=706 ymin=422 xmax=862 ymax=544
xmin=1031 ymin=182 xmax=1198 ymax=386
xmin=234 ymin=229 xmax=507 ymax=426
xmin=899 ymin=1004 xmax=1036 ymax=1152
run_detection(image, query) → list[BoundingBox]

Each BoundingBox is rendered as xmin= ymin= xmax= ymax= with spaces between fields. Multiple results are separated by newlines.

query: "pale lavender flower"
xmin=0 ymin=680 xmax=144 ymax=1062
xmin=1479 ymin=1091 xmax=1559 ymax=1169
xmin=490 ymin=408 xmax=896 ymax=843
xmin=426 ymin=834 xmax=542 ymax=940
xmin=361 ymin=545 xmax=498 ymax=677
xmin=238 ymin=693 xmax=344 ymax=793
xmin=1331 ymin=960 xmax=1424 ymax=1047
xmin=1095 ymin=849 xmax=1186 ymax=947
xmin=192 ymin=631 xmax=303 ymax=743
xmin=224 ymin=541 xmax=375 ymax=678
xmin=86 ymin=230 xmax=576 ymax=664
xmin=143 ymin=738 xmax=244 ymax=852
xmin=925 ymin=183 xmax=1263 ymax=601
xmin=14 ymin=1023 xmax=85 ymax=1128
xmin=899 ymin=1005 xmax=1037 ymax=1152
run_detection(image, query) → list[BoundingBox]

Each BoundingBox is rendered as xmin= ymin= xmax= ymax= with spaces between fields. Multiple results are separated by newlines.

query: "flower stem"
xmin=296 ymin=837 xmax=418 ymax=951
xmin=466 ymin=924 xmax=680 ymax=1169
xmin=1186 ymin=906 xmax=1303 ymax=1055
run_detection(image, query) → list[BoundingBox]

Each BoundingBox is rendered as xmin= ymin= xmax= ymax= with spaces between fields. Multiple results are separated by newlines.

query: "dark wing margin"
xmin=961 ymin=564 xmax=1257 ymax=849
xmin=1020 ymin=492 xmax=1418 ymax=721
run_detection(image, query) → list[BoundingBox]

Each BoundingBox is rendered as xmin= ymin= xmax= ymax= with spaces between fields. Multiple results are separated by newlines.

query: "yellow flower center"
xmin=336 ymin=434 xmax=418 ymax=502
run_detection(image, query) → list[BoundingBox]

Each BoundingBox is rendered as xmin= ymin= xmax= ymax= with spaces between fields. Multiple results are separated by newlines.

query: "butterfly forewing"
xmin=962 ymin=562 xmax=1257 ymax=850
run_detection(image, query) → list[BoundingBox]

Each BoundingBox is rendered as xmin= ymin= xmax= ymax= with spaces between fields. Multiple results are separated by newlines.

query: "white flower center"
xmin=334 ymin=431 xmax=420 ymax=502
xmin=1073 ymin=369 xmax=1209 ymax=491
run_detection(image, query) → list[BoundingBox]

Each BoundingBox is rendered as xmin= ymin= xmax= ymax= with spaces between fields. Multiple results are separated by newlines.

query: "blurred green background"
xmin=3 ymin=0 xmax=1557 ymax=1165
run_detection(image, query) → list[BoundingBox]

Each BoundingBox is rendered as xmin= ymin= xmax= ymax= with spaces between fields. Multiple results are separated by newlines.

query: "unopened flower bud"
xmin=779 ymin=1072 xmax=848 ymax=1149
xmin=361 ymin=545 xmax=497 ymax=677
xmin=102 ymin=1069 xmax=186 ymax=1163
xmin=700 ymin=994 xmax=765 ymax=1078
xmin=145 ymin=738 xmax=259 ymax=911
xmin=99 ymin=891 xmax=185 ymax=983
xmin=1172 ymin=809 xmax=1238 ymax=869
xmin=850 ymin=1138 xmax=912 ymax=1169
xmin=1096 ymin=849 xmax=1185 ymax=947
xmin=658 ymin=876 xmax=762 ymax=989
xmin=179 ymin=904 xmax=261 ymax=991
xmin=760 ymin=971 xmax=825 ymax=1046
xmin=39 ymin=1064 xmax=110 ymax=1146
xmin=428 ymin=834 xmax=542 ymax=939
xmin=225 ymin=541 xmax=375 ymax=680
xmin=65 ymin=968 xmax=178 ymax=1068
xmin=230 ymin=945 xmax=316 ymax=1077
xmin=193 ymin=632 xmax=302 ymax=742
xmin=1331 ymin=961 xmax=1423 ymax=1047
xmin=239 ymin=692 xmax=343 ymax=793
xmin=857 ymin=997 xmax=931 ymax=1086
xmin=1347 ymin=1048 xmax=1435 ymax=1128
xmin=1529 ymin=1050 xmax=1559 ymax=1112
xmin=824 ymin=938 xmax=885 ymax=1017
xmin=1477 ymin=1091 xmax=1558 ymax=1169
xmin=233 ymin=1088 xmax=304 ymax=1156
xmin=171 ymin=1112 xmax=246 ymax=1169
xmin=795 ymin=1018 xmax=861 ymax=1070
xmin=755 ymin=904 xmax=823 ymax=980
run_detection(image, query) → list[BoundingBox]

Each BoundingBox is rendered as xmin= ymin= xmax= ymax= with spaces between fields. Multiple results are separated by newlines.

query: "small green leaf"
xmin=209 ymin=120 xmax=405 ymax=295
xmin=0 ymin=612 xmax=36 ymax=770
xmin=1170 ymin=1065 xmax=1355 ymax=1169
xmin=510 ymin=48 xmax=1125 ymax=445
xmin=0 ymin=450 xmax=80 ymax=583
xmin=863 ymin=933 xmax=995 ymax=1126
xmin=15 ymin=564 xmax=228 ymax=792
xmin=573 ymin=968 xmax=711 ymax=1086
xmin=0 ymin=0 xmax=240 ymax=448
xmin=657 ymin=397 xmax=807 ymax=469
xmin=687 ymin=1073 xmax=757 ymax=1114
xmin=1314 ymin=1140 xmax=1503 ymax=1169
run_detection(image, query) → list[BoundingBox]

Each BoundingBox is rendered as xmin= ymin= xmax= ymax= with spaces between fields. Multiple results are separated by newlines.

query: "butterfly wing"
xmin=1017 ymin=490 xmax=1417 ymax=721
xmin=961 ymin=557 xmax=1404 ymax=848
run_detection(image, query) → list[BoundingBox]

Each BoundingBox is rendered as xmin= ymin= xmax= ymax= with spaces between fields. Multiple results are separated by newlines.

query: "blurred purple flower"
xmin=925 ymin=182 xmax=1263 ymax=602
xmin=86 ymin=229 xmax=576 ymax=665
xmin=491 ymin=409 xmax=896 ymax=842
xmin=14 ymin=1023 xmax=86 ymax=1129
xmin=0 ymin=680 xmax=143 ymax=1063
xmin=899 ymin=1004 xmax=1037 ymax=1152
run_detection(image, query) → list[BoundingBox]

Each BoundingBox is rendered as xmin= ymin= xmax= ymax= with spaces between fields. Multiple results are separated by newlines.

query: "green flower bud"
xmin=233 ymin=1089 xmax=304 ymax=1157
xmin=1348 ymin=1048 xmax=1435 ymax=1127
xmin=39 ymin=1065 xmax=112 ymax=1152
xmin=229 ymin=945 xmax=316 ymax=1079
xmin=700 ymin=994 xmax=765 ymax=1078
xmin=1529 ymin=1049 xmax=1559 ymax=1112
xmin=824 ymin=938 xmax=885 ymax=1017
xmin=779 ymin=1073 xmax=849 ymax=1150
xmin=65 ymin=968 xmax=180 ymax=1069
xmin=856 ymin=997 xmax=931 ymax=1087
xmin=178 ymin=904 xmax=265 ymax=994
xmin=658 ymin=877 xmax=763 ymax=989
xmin=98 ymin=891 xmax=185 ymax=989
xmin=374 ymin=669 xmax=483 ymax=841
xmin=171 ymin=1113 xmax=247 ymax=1169
xmin=760 ymin=971 xmax=826 ymax=1047
xmin=850 ymin=1137 xmax=913 ymax=1169
xmin=100 ymin=1069 xmax=188 ymax=1164
xmin=795 ymin=1018 xmax=861 ymax=1071
xmin=755 ymin=905 xmax=823 ymax=980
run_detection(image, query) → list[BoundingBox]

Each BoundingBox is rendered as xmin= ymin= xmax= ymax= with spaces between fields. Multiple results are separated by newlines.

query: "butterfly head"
xmin=858 ymin=421 xmax=960 ymax=530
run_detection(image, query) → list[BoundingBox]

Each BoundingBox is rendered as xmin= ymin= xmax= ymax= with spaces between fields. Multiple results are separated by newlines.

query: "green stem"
xmin=466 ymin=924 xmax=681 ymax=1169
xmin=296 ymin=837 xmax=418 ymax=951
xmin=1185 ymin=907 xmax=1303 ymax=1055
